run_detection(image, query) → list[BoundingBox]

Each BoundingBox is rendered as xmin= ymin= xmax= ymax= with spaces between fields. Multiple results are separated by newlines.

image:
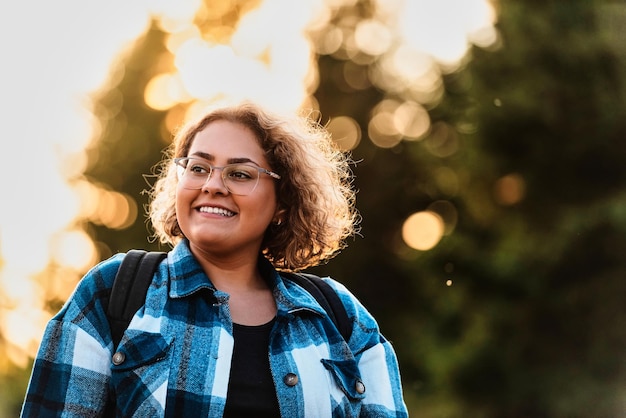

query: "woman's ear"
xmin=272 ymin=208 xmax=287 ymax=225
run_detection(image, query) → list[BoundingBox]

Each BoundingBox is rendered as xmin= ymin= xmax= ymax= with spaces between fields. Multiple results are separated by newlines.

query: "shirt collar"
xmin=166 ymin=240 xmax=327 ymax=317
xmin=168 ymin=239 xmax=214 ymax=298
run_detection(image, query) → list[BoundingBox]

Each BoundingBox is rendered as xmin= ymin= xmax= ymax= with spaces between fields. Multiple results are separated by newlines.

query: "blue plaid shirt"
xmin=21 ymin=240 xmax=408 ymax=417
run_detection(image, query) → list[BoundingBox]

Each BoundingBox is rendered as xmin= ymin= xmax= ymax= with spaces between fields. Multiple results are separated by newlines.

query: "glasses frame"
xmin=174 ymin=157 xmax=281 ymax=196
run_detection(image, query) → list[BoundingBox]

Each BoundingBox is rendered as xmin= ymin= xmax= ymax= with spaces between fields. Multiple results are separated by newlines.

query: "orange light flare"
xmin=494 ymin=173 xmax=526 ymax=206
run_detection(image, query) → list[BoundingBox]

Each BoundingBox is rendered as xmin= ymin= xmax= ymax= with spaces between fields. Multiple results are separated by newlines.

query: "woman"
xmin=21 ymin=102 xmax=408 ymax=417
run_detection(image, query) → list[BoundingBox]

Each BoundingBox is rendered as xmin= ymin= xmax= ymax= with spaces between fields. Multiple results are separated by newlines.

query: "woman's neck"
xmin=188 ymin=243 xmax=277 ymax=325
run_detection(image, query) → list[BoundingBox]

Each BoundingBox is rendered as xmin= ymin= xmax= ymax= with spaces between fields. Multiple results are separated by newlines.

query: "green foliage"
xmin=315 ymin=1 xmax=626 ymax=416
xmin=0 ymin=360 xmax=32 ymax=417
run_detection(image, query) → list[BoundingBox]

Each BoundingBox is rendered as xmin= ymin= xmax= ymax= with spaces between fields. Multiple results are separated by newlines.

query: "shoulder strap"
xmin=284 ymin=272 xmax=352 ymax=342
xmin=107 ymin=250 xmax=167 ymax=349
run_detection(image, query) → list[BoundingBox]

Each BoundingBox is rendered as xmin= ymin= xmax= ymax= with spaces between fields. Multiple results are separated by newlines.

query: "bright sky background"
xmin=0 ymin=0 xmax=496 ymax=367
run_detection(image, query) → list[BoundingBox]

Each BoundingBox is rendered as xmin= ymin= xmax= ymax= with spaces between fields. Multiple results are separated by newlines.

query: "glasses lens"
xmin=177 ymin=158 xmax=211 ymax=189
xmin=222 ymin=164 xmax=260 ymax=195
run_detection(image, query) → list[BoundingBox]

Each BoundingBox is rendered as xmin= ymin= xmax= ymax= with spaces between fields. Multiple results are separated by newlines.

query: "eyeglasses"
xmin=174 ymin=157 xmax=281 ymax=196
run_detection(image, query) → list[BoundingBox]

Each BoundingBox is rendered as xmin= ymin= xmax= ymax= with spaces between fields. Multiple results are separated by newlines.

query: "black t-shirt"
xmin=223 ymin=319 xmax=280 ymax=417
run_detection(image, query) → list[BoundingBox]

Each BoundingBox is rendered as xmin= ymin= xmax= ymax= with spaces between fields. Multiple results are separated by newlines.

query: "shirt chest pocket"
xmin=110 ymin=332 xmax=174 ymax=415
xmin=321 ymin=358 xmax=366 ymax=402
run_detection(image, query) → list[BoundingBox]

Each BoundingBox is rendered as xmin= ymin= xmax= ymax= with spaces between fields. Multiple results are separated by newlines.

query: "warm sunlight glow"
xmin=50 ymin=230 xmax=99 ymax=272
xmin=0 ymin=0 xmax=150 ymax=371
xmin=145 ymin=73 xmax=189 ymax=110
xmin=160 ymin=0 xmax=328 ymax=115
xmin=97 ymin=190 xmax=139 ymax=230
xmin=395 ymin=0 xmax=496 ymax=67
xmin=3 ymin=306 xmax=50 ymax=367
xmin=354 ymin=19 xmax=394 ymax=56
xmin=394 ymin=101 xmax=431 ymax=140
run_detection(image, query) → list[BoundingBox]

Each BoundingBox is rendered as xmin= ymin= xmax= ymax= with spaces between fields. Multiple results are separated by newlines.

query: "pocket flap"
xmin=111 ymin=332 xmax=173 ymax=372
xmin=321 ymin=358 xmax=366 ymax=400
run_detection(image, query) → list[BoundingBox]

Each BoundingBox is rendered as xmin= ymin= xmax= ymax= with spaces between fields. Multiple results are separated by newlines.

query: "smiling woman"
xmin=150 ymin=103 xmax=359 ymax=270
xmin=20 ymin=102 xmax=409 ymax=417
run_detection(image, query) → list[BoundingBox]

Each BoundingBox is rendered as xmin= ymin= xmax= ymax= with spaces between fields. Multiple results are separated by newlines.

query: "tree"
xmin=314 ymin=0 xmax=626 ymax=416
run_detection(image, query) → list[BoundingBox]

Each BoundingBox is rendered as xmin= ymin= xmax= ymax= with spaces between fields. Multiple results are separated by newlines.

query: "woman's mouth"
xmin=198 ymin=206 xmax=236 ymax=217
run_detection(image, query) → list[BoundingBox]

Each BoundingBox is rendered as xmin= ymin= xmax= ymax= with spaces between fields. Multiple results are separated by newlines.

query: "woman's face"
xmin=176 ymin=120 xmax=279 ymax=259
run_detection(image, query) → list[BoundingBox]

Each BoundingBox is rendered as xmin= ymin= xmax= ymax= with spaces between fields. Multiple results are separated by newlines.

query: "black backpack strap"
xmin=107 ymin=250 xmax=167 ymax=349
xmin=284 ymin=272 xmax=352 ymax=342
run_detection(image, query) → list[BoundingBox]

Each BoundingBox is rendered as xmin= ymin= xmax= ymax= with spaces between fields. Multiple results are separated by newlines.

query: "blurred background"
xmin=1 ymin=0 xmax=625 ymax=416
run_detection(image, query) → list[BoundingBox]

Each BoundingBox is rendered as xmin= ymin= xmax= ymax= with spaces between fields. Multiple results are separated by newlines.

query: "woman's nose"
xmin=200 ymin=168 xmax=229 ymax=194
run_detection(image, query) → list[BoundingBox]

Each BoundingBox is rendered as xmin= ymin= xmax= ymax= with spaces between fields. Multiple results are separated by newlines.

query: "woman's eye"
xmin=227 ymin=167 xmax=255 ymax=180
xmin=189 ymin=164 xmax=209 ymax=174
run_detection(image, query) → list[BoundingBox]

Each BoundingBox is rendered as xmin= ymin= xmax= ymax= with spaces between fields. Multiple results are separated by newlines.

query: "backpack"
xmin=106 ymin=250 xmax=352 ymax=350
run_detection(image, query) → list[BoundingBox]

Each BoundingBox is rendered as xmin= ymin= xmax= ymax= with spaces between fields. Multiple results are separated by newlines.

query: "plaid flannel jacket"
xmin=21 ymin=239 xmax=408 ymax=417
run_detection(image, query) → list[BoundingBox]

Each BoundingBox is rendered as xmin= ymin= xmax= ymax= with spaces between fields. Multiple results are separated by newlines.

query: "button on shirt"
xmin=21 ymin=239 xmax=408 ymax=417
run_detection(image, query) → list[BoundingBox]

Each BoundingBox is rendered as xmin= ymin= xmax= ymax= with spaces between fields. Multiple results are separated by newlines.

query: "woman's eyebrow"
xmin=189 ymin=151 xmax=260 ymax=166
xmin=190 ymin=151 xmax=214 ymax=161
xmin=227 ymin=157 xmax=259 ymax=166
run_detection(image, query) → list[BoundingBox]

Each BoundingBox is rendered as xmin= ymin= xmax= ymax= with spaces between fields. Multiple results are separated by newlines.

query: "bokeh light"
xmin=494 ymin=173 xmax=526 ymax=205
xmin=327 ymin=116 xmax=362 ymax=151
xmin=402 ymin=211 xmax=445 ymax=251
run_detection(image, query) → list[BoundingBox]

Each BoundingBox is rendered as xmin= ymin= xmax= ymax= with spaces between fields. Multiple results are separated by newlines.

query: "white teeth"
xmin=199 ymin=206 xmax=235 ymax=217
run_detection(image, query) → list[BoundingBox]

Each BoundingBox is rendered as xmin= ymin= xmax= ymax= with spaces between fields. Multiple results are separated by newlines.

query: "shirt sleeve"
xmin=20 ymin=256 xmax=123 ymax=417
xmin=327 ymin=279 xmax=409 ymax=417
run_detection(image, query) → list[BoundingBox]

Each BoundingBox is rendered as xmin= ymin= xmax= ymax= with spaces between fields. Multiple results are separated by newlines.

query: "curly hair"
xmin=148 ymin=102 xmax=359 ymax=271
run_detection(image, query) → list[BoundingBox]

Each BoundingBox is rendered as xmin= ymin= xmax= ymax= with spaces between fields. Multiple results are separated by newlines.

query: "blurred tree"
xmin=0 ymin=359 xmax=31 ymax=417
xmin=83 ymin=25 xmax=170 ymax=257
xmin=426 ymin=1 xmax=626 ymax=416
xmin=314 ymin=0 xmax=626 ymax=416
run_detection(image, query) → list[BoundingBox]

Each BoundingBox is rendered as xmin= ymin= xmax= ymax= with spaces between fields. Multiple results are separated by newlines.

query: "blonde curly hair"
xmin=148 ymin=102 xmax=359 ymax=271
